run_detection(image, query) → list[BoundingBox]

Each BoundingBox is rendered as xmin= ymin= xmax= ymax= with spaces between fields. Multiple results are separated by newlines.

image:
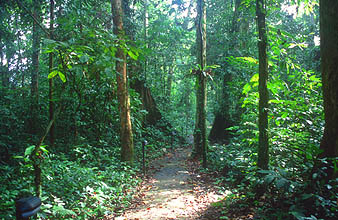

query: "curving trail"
xmin=115 ymin=147 xmax=223 ymax=220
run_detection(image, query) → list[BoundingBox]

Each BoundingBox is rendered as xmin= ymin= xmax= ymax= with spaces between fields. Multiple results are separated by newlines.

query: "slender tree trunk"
xmin=49 ymin=0 xmax=55 ymax=146
xmin=256 ymin=0 xmax=269 ymax=170
xmin=0 ymin=44 xmax=7 ymax=100
xmin=144 ymin=0 xmax=148 ymax=81
xmin=31 ymin=0 xmax=41 ymax=137
xmin=166 ymin=65 xmax=173 ymax=99
xmin=194 ymin=0 xmax=207 ymax=168
xmin=0 ymin=45 xmax=7 ymax=91
xmin=319 ymin=0 xmax=338 ymax=180
xmin=112 ymin=0 xmax=134 ymax=163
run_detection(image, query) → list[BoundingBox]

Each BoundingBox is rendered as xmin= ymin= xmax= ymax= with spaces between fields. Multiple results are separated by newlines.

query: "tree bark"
xmin=31 ymin=0 xmax=41 ymax=137
xmin=256 ymin=0 xmax=269 ymax=170
xmin=112 ymin=0 xmax=134 ymax=163
xmin=194 ymin=0 xmax=207 ymax=168
xmin=166 ymin=65 xmax=173 ymax=100
xmin=49 ymin=0 xmax=55 ymax=146
xmin=319 ymin=0 xmax=338 ymax=179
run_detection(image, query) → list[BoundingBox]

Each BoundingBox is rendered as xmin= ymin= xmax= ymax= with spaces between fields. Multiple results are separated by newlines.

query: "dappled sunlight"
xmin=115 ymin=148 xmax=227 ymax=220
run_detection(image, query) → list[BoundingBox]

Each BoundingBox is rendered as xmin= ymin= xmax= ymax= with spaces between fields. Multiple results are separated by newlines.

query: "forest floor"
xmin=112 ymin=146 xmax=253 ymax=220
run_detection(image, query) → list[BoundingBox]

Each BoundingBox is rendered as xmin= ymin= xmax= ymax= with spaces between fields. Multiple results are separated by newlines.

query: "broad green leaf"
xmin=309 ymin=75 xmax=321 ymax=82
xmin=59 ymin=41 xmax=69 ymax=48
xmin=43 ymin=38 xmax=57 ymax=45
xmin=241 ymin=57 xmax=258 ymax=64
xmin=250 ymin=74 xmax=259 ymax=82
xmin=281 ymin=112 xmax=288 ymax=119
xmin=58 ymin=72 xmax=66 ymax=83
xmin=40 ymin=145 xmax=49 ymax=153
xmin=48 ymin=70 xmax=59 ymax=79
xmin=207 ymin=64 xmax=220 ymax=69
xmin=276 ymin=120 xmax=280 ymax=126
xmin=257 ymin=170 xmax=271 ymax=174
xmin=127 ymin=50 xmax=138 ymax=60
xmin=269 ymin=99 xmax=282 ymax=104
xmin=25 ymin=145 xmax=36 ymax=157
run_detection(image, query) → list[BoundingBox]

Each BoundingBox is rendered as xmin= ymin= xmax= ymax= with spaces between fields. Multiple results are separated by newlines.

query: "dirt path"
xmin=115 ymin=147 xmax=223 ymax=220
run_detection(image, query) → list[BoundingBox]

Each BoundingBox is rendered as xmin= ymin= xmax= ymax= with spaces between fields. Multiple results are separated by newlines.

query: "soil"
xmin=114 ymin=147 xmax=225 ymax=220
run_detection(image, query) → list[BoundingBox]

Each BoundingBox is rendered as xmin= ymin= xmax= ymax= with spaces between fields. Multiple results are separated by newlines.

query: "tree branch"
xmin=15 ymin=0 xmax=49 ymax=36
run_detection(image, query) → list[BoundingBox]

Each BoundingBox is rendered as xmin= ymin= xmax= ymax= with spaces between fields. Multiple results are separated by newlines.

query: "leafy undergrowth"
xmin=195 ymin=143 xmax=338 ymax=220
xmin=1 ymin=146 xmax=141 ymax=219
xmin=0 ymin=126 xmax=180 ymax=219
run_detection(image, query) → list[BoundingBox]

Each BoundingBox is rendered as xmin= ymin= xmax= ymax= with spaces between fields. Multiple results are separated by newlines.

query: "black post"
xmin=142 ymin=140 xmax=147 ymax=176
xmin=15 ymin=196 xmax=41 ymax=220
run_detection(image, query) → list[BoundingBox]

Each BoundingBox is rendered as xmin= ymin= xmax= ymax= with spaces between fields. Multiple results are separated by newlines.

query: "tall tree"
xmin=319 ymin=0 xmax=338 ymax=179
xmin=48 ymin=0 xmax=55 ymax=146
xmin=194 ymin=0 xmax=207 ymax=168
xmin=31 ymin=0 xmax=41 ymax=137
xmin=112 ymin=0 xmax=134 ymax=163
xmin=256 ymin=0 xmax=269 ymax=170
xmin=208 ymin=0 xmax=249 ymax=143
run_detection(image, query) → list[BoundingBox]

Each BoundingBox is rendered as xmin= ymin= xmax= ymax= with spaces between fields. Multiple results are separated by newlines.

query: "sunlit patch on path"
xmin=114 ymin=147 xmax=224 ymax=220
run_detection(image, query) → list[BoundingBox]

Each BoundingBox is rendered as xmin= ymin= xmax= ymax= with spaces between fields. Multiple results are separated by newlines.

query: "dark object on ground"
xmin=15 ymin=196 xmax=41 ymax=220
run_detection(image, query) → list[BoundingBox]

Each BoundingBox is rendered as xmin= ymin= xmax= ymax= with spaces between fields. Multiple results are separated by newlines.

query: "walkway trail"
xmin=115 ymin=147 xmax=223 ymax=220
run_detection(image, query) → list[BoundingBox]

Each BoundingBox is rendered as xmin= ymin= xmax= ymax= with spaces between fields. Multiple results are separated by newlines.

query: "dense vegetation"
xmin=0 ymin=0 xmax=337 ymax=219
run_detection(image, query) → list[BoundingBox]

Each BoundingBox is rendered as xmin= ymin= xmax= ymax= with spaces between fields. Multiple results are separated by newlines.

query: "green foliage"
xmin=0 ymin=0 xmax=332 ymax=219
xmin=205 ymin=1 xmax=334 ymax=218
xmin=1 ymin=143 xmax=140 ymax=219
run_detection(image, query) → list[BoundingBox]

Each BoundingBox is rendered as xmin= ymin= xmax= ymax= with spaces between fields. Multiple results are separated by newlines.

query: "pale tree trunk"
xmin=1 ymin=44 xmax=9 ymax=101
xmin=31 ymin=0 xmax=41 ymax=137
xmin=49 ymin=0 xmax=55 ymax=146
xmin=319 ymin=0 xmax=338 ymax=180
xmin=256 ymin=0 xmax=269 ymax=170
xmin=112 ymin=0 xmax=134 ymax=163
xmin=194 ymin=0 xmax=207 ymax=168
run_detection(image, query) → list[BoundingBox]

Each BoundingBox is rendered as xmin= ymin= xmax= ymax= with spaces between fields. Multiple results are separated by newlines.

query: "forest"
xmin=0 ymin=0 xmax=337 ymax=219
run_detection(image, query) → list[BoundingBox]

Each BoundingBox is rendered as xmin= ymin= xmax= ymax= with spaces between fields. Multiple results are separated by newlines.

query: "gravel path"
xmin=115 ymin=147 xmax=223 ymax=220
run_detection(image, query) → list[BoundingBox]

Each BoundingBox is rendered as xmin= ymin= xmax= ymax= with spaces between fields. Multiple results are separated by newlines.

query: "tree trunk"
xmin=31 ymin=0 xmax=41 ymax=137
xmin=194 ymin=0 xmax=207 ymax=168
xmin=112 ymin=0 xmax=134 ymax=163
xmin=209 ymin=0 xmax=246 ymax=144
xmin=256 ymin=0 xmax=269 ymax=170
xmin=319 ymin=0 xmax=338 ymax=180
xmin=1 ymin=44 xmax=9 ymax=94
xmin=49 ymin=0 xmax=55 ymax=146
xmin=166 ymin=65 xmax=173 ymax=100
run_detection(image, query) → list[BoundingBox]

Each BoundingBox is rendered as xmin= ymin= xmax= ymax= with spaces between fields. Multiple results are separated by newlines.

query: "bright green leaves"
xmin=242 ymin=83 xmax=251 ymax=95
xmin=58 ymin=72 xmax=66 ymax=83
xmin=229 ymin=56 xmax=258 ymax=67
xmin=250 ymin=73 xmax=259 ymax=82
xmin=24 ymin=145 xmax=36 ymax=157
xmin=127 ymin=50 xmax=138 ymax=60
xmin=48 ymin=70 xmax=66 ymax=83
